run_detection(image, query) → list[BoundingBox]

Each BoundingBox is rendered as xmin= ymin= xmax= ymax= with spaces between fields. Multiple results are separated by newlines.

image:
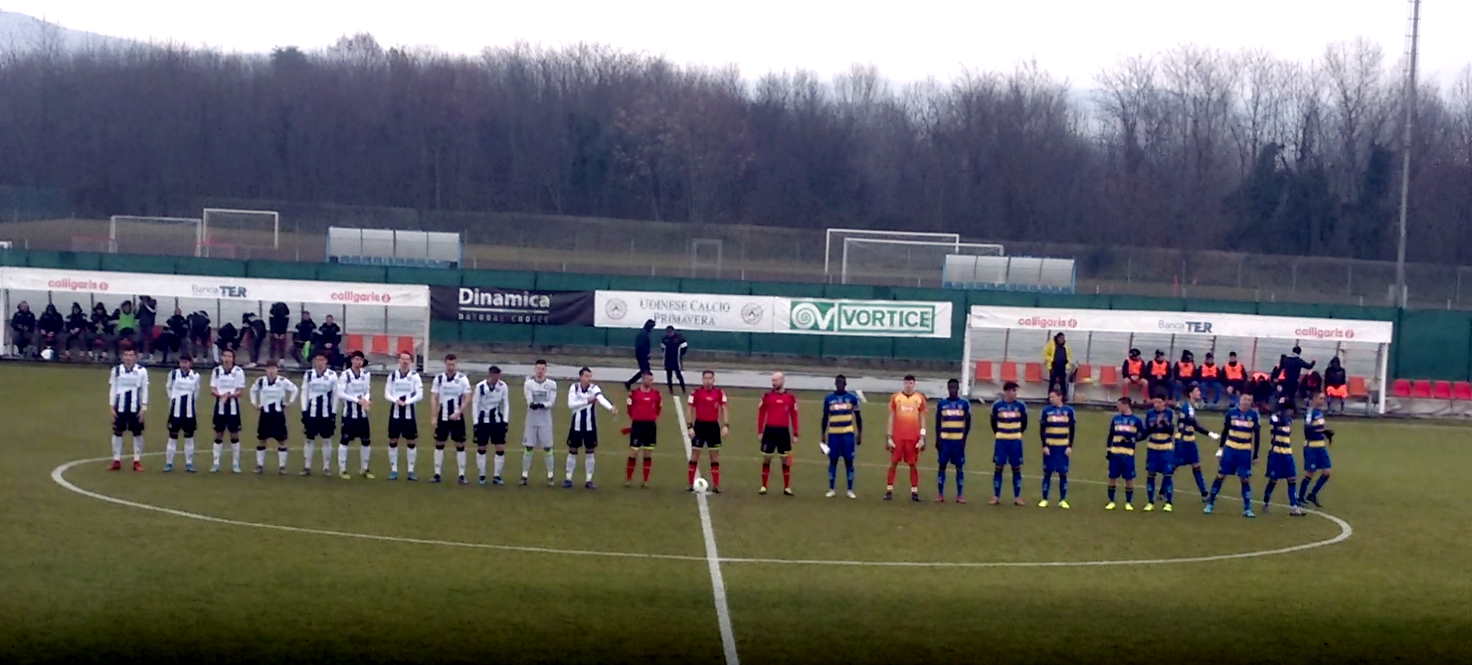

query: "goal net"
xmin=840 ymin=237 xmax=1004 ymax=287
xmin=824 ymin=229 xmax=960 ymax=283
xmin=201 ymin=208 xmax=279 ymax=258
xmin=961 ymin=305 xmax=1394 ymax=414
xmin=109 ymin=216 xmax=203 ymax=257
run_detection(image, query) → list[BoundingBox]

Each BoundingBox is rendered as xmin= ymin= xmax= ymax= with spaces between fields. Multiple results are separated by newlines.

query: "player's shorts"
xmin=1302 ymin=446 xmax=1332 ymax=472
xmin=474 ymin=422 xmax=508 ymax=447
xmin=256 ymin=411 xmax=288 ymax=442
xmin=890 ymin=438 xmax=920 ymax=465
xmin=992 ymin=439 xmax=1023 ymax=467
xmin=340 ymin=417 xmax=371 ymax=444
xmin=523 ymin=419 xmax=553 ymax=449
xmin=387 ymin=416 xmax=418 ymax=441
xmin=1218 ymin=447 xmax=1253 ymax=478
xmin=112 ymin=412 xmax=145 ymax=436
xmin=1042 ymin=444 xmax=1070 ymax=473
xmin=1266 ymin=451 xmax=1297 ymax=480
xmin=1174 ymin=440 xmax=1201 ymax=467
xmin=167 ymin=416 xmax=197 ymax=438
xmin=303 ymin=416 xmax=336 ymax=440
xmin=1146 ymin=448 xmax=1175 ymax=474
xmin=629 ymin=421 xmax=658 ymax=449
xmin=691 ymin=421 xmax=722 ymax=449
xmin=434 ymin=419 xmax=467 ymax=444
xmin=760 ymin=426 xmax=792 ymax=455
xmin=212 ymin=412 xmax=242 ymax=434
xmin=567 ymin=429 xmax=599 ymax=451
xmin=1107 ymin=452 xmax=1136 ymax=480
xmin=825 ymin=433 xmax=856 ymax=460
xmin=936 ymin=441 xmax=966 ymax=467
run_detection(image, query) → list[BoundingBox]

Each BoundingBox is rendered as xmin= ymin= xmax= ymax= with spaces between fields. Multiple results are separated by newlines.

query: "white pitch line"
xmin=675 ymin=394 xmax=741 ymax=665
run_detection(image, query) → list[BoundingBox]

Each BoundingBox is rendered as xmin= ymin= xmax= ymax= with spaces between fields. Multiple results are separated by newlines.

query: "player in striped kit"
xmin=249 ymin=360 xmax=299 ymax=474
xmin=1206 ymin=394 xmax=1261 ymax=518
xmin=1142 ymin=394 xmax=1176 ymax=512
xmin=335 ymin=351 xmax=375 ymax=479
xmin=106 ymin=344 xmax=149 ymax=471
xmin=430 ymin=354 xmax=472 ymax=485
xmin=934 ymin=379 xmax=972 ymax=503
xmin=1261 ymin=404 xmax=1306 ymax=517
xmin=1298 ymin=391 xmax=1335 ymax=507
xmin=820 ymin=375 xmax=860 ymax=499
xmin=1173 ymin=383 xmax=1215 ymax=502
xmin=163 ymin=354 xmax=200 ymax=473
xmin=210 ymin=349 xmax=247 ymax=473
xmin=988 ymin=382 xmax=1027 ymax=506
xmin=1037 ymin=388 xmax=1075 ymax=509
xmin=567 ymin=367 xmax=615 ymax=489
xmin=299 ymin=352 xmax=338 ymax=476
xmin=470 ymin=365 xmax=510 ymax=485
xmin=1104 ymin=397 xmax=1144 ymax=510
xmin=521 ymin=360 xmax=558 ymax=486
xmin=384 ymin=352 xmax=423 ymax=481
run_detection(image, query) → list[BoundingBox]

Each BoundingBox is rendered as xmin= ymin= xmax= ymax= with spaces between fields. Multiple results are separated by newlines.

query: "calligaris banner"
xmin=431 ymin=286 xmax=593 ymax=325
xmin=0 ymin=267 xmax=430 ymax=308
xmin=968 ymin=305 xmax=1394 ymax=345
xmin=594 ymin=290 xmax=953 ymax=338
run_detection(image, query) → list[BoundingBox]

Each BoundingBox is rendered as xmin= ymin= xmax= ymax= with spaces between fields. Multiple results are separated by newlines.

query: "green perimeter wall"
xmin=3 ymin=249 xmax=1468 ymax=381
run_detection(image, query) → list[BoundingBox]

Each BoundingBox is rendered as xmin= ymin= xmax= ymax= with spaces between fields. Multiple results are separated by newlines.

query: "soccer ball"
xmin=40 ymin=348 xmax=54 ymax=361
xmin=692 ymin=477 xmax=710 ymax=493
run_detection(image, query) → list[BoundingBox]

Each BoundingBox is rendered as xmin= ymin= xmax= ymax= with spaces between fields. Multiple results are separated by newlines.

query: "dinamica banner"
xmin=595 ymin=290 xmax=772 ymax=332
xmin=1 ymin=267 xmax=430 ymax=308
xmin=432 ymin=286 xmax=593 ymax=324
xmin=773 ymin=298 xmax=953 ymax=338
xmin=969 ymin=305 xmax=1394 ymax=345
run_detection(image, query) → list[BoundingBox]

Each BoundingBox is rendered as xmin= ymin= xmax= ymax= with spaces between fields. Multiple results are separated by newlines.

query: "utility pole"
xmin=1394 ymin=0 xmax=1421 ymax=309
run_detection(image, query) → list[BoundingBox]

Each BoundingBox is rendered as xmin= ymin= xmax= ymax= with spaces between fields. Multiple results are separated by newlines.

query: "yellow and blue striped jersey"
xmin=1304 ymin=408 xmax=1329 ymax=447
xmin=1144 ymin=407 xmax=1176 ymax=450
xmin=1107 ymin=414 xmax=1144 ymax=455
xmin=935 ymin=397 xmax=971 ymax=441
xmin=822 ymin=391 xmax=861 ymax=436
xmin=1039 ymin=404 xmax=1075 ymax=446
xmin=1222 ymin=407 xmax=1260 ymax=452
xmin=1269 ymin=413 xmax=1294 ymax=454
xmin=1176 ymin=402 xmax=1209 ymax=442
xmin=990 ymin=399 xmax=1028 ymax=441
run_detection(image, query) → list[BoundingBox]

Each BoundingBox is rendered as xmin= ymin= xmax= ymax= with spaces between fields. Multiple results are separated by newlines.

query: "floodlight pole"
xmin=1394 ymin=0 xmax=1420 ymax=309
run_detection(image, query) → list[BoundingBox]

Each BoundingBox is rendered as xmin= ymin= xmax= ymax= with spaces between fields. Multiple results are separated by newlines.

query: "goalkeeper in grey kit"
xmin=521 ymin=359 xmax=558 ymax=486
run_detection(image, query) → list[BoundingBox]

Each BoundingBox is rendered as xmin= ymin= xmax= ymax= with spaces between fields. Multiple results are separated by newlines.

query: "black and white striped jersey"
xmin=250 ymin=376 xmax=298 ymax=413
xmin=431 ymin=372 xmax=471 ymax=421
xmin=337 ymin=369 xmax=372 ymax=420
xmin=384 ymin=368 xmax=423 ymax=421
xmin=300 ymin=368 xmax=338 ymax=419
xmin=567 ymin=383 xmax=614 ymax=432
xmin=473 ymin=379 xmax=509 ymax=425
xmin=108 ymin=364 xmax=149 ymax=414
xmin=211 ymin=365 xmax=247 ymax=416
xmin=165 ymin=368 xmax=200 ymax=419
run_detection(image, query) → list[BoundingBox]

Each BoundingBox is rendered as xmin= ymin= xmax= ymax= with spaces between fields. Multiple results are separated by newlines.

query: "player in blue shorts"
xmin=934 ymin=379 xmax=972 ymax=503
xmin=1261 ymin=401 xmax=1306 ymax=517
xmin=1142 ymin=393 xmax=1176 ymax=512
xmin=1037 ymin=388 xmax=1075 ymax=509
xmin=989 ymin=382 xmax=1028 ymax=506
xmin=1298 ymin=391 xmax=1335 ymax=507
xmin=820 ymin=375 xmax=863 ymax=499
xmin=1206 ymin=394 xmax=1261 ymax=517
xmin=1104 ymin=397 xmax=1144 ymax=511
xmin=1173 ymin=383 xmax=1215 ymax=502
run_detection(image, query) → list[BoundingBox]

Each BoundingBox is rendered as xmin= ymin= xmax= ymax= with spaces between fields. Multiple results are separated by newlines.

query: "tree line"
xmin=0 ymin=33 xmax=1468 ymax=264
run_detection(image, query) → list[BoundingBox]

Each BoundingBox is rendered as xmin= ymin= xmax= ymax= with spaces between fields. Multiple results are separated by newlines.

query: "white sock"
xmin=543 ymin=449 xmax=555 ymax=478
xmin=360 ymin=444 xmax=371 ymax=472
xmin=494 ymin=452 xmax=505 ymax=478
xmin=521 ymin=447 xmax=533 ymax=477
xmin=303 ymin=440 xmax=315 ymax=469
xmin=231 ymin=442 xmax=241 ymax=466
xmin=406 ymin=445 xmax=418 ymax=471
xmin=456 ymin=449 xmax=467 ymax=477
xmin=388 ymin=445 xmax=399 ymax=473
xmin=165 ymin=438 xmax=178 ymax=466
xmin=184 ymin=438 xmax=195 ymax=465
xmin=433 ymin=447 xmax=444 ymax=475
xmin=585 ymin=452 xmax=597 ymax=482
xmin=277 ymin=446 xmax=288 ymax=469
xmin=476 ymin=451 xmax=488 ymax=478
xmin=565 ymin=453 xmax=578 ymax=481
xmin=111 ymin=435 xmax=123 ymax=461
xmin=132 ymin=436 xmax=144 ymax=462
xmin=212 ymin=441 xmax=222 ymax=466
xmin=255 ymin=447 xmax=266 ymax=467
xmin=321 ymin=439 xmax=332 ymax=472
xmin=338 ymin=443 xmax=349 ymax=471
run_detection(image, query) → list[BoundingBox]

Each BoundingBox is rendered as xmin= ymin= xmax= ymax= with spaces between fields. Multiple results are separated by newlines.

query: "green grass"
xmin=2 ymin=363 xmax=1469 ymax=664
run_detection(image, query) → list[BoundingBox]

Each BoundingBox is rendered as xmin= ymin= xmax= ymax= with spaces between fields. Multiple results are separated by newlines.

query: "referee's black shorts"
xmin=691 ymin=421 xmax=722 ymax=449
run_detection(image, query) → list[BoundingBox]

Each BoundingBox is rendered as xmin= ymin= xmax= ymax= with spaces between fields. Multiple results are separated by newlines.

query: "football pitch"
xmin=2 ymin=363 xmax=1470 ymax=665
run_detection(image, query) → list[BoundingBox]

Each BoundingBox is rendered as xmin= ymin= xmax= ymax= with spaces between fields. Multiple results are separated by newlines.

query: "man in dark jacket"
xmin=214 ymin=319 xmax=240 ymax=362
xmin=158 ymin=307 xmax=189 ymax=364
xmin=187 ymin=310 xmax=211 ymax=359
xmin=293 ymin=311 xmax=316 ymax=366
xmin=9 ymin=301 xmax=36 ymax=357
xmin=661 ymin=325 xmax=689 ymax=394
xmin=91 ymin=302 xmax=115 ymax=360
xmin=242 ymin=313 xmax=268 ymax=366
xmin=64 ymin=303 xmax=92 ymax=361
xmin=1323 ymin=357 xmax=1349 ymax=413
xmin=37 ymin=303 xmax=63 ymax=356
xmin=136 ymin=296 xmax=158 ymax=359
xmin=315 ymin=314 xmax=343 ymax=369
xmin=624 ymin=319 xmax=657 ymax=390
xmin=1278 ymin=346 xmax=1316 ymax=409
xmin=268 ymin=302 xmax=291 ymax=362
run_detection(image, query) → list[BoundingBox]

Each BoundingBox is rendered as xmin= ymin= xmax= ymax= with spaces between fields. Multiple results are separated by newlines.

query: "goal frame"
xmin=823 ymin=228 xmax=961 ymax=282
xmin=109 ymin=215 xmax=203 ymax=256
xmin=840 ymin=237 xmax=1005 ymax=285
xmin=202 ymin=208 xmax=280 ymax=256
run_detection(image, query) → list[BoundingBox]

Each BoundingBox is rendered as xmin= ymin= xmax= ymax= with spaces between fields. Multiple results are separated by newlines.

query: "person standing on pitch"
xmin=1261 ymin=403 xmax=1305 ymax=517
xmin=209 ymin=348 xmax=246 ymax=473
xmin=299 ymin=352 xmax=339 ymax=476
xmin=1298 ymin=391 xmax=1335 ymax=507
xmin=384 ymin=351 xmax=424 ymax=481
xmin=521 ymin=359 xmax=558 ymax=486
xmin=885 ymin=375 xmax=928 ymax=502
xmin=934 ymin=379 xmax=972 ymax=503
xmin=249 ymin=359 xmax=298 ymax=475
xmin=1173 ymin=383 xmax=1215 ymax=502
xmin=661 ymin=325 xmax=689 ymax=394
xmin=988 ymin=381 xmax=1027 ymax=506
xmin=686 ymin=370 xmax=727 ymax=493
xmin=1042 ymin=332 xmax=1072 ymax=400
xmin=470 ymin=365 xmax=510 ymax=485
xmin=567 ymin=367 xmax=615 ymax=489
xmin=757 ymin=371 xmax=799 ymax=496
xmin=820 ymin=374 xmax=862 ymax=499
xmin=1142 ymin=393 xmax=1176 ymax=512
xmin=1104 ymin=397 xmax=1144 ymax=510
xmin=1206 ymin=394 xmax=1261 ymax=518
xmin=106 ymin=343 xmax=149 ymax=471
xmin=430 ymin=354 xmax=472 ymax=485
xmin=163 ymin=354 xmax=200 ymax=473
xmin=624 ymin=319 xmax=657 ymax=391
xmin=1037 ymin=388 xmax=1075 ymax=509
xmin=624 ymin=371 xmax=662 ymax=488
xmin=336 ymin=351 xmax=375 ymax=479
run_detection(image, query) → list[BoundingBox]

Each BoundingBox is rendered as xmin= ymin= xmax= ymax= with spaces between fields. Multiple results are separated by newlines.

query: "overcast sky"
xmin=7 ymin=0 xmax=1469 ymax=86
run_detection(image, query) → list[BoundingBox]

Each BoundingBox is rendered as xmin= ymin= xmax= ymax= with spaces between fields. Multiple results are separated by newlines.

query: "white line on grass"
xmin=674 ymin=394 xmax=741 ymax=665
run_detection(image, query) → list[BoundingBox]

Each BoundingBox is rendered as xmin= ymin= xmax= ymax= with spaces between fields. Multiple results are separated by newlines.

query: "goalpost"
xmin=823 ymin=229 xmax=960 ymax=283
xmin=109 ymin=216 xmax=203 ymax=257
xmin=201 ymin=208 xmax=280 ymax=258
xmin=840 ymin=237 xmax=1005 ymax=286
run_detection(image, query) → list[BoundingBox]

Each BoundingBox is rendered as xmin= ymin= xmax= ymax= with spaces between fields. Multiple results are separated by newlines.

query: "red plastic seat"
xmin=1411 ymin=379 xmax=1433 ymax=399
xmin=1075 ymin=364 xmax=1093 ymax=381
xmin=1391 ymin=379 xmax=1412 ymax=398
xmin=1024 ymin=362 xmax=1044 ymax=383
xmin=1432 ymin=381 xmax=1453 ymax=400
xmin=345 ymin=333 xmax=365 ymax=353
xmin=1000 ymin=362 xmax=1019 ymax=384
xmin=974 ymin=361 xmax=993 ymax=382
xmin=1099 ymin=365 xmax=1119 ymax=387
xmin=1453 ymin=382 xmax=1472 ymax=401
xmin=1348 ymin=376 xmax=1370 ymax=398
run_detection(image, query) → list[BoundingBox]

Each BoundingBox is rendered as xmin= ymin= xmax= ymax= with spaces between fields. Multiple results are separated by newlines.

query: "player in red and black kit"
xmin=757 ymin=371 xmax=800 ymax=496
xmin=624 ymin=370 xmax=663 ymax=488
xmin=687 ymin=370 xmax=729 ymax=493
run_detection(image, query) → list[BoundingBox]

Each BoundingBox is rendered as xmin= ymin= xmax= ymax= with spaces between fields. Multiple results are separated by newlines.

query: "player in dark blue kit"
xmin=1105 ymin=397 xmax=1144 ymax=511
xmin=934 ymin=379 xmax=972 ymax=503
xmin=1298 ymin=391 xmax=1335 ymax=507
xmin=1206 ymin=394 xmax=1261 ymax=517
xmin=1037 ymin=388 xmax=1075 ymax=509
xmin=1261 ymin=403 xmax=1306 ymax=517
xmin=1173 ymin=383 xmax=1215 ymax=502
xmin=1142 ymin=394 xmax=1176 ymax=512
xmin=820 ymin=375 xmax=863 ymax=499
xmin=989 ymin=382 xmax=1028 ymax=506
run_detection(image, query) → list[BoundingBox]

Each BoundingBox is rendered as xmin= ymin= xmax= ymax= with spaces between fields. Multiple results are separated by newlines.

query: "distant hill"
xmin=0 ymin=10 xmax=138 ymax=53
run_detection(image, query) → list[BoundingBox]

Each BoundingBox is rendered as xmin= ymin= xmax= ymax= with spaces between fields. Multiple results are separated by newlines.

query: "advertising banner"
xmin=1 ymin=267 xmax=429 ymax=308
xmin=968 ymin=305 xmax=1393 ymax=344
xmin=773 ymin=298 xmax=953 ymax=338
xmin=432 ymin=286 xmax=593 ymax=325
xmin=594 ymin=290 xmax=773 ymax=333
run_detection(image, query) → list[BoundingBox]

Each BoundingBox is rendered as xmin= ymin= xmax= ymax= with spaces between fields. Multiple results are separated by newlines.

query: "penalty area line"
xmin=674 ymin=394 xmax=740 ymax=665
